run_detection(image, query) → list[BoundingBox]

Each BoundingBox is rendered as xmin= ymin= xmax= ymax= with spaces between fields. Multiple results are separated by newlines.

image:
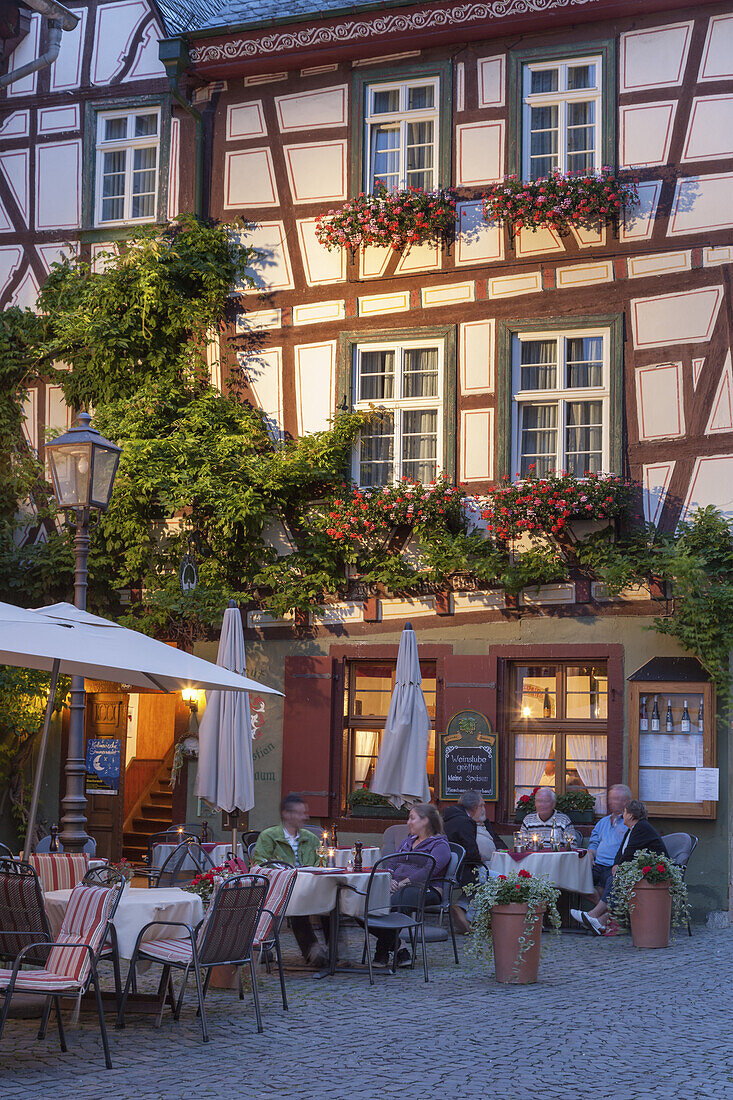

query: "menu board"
xmin=438 ymin=709 xmax=497 ymax=802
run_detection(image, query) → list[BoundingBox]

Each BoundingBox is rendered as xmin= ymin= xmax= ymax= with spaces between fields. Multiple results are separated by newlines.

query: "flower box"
xmin=482 ymin=170 xmax=640 ymax=236
xmin=349 ymin=805 xmax=408 ymax=819
xmin=316 ymin=185 xmax=457 ymax=253
xmin=566 ymin=810 xmax=594 ymax=824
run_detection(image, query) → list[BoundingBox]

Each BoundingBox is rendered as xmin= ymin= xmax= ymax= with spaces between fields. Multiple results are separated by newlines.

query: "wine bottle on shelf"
xmin=665 ymin=699 xmax=674 ymax=733
xmin=543 ymin=689 xmax=552 ymax=718
xmin=651 ymin=696 xmax=660 ymax=731
xmin=680 ymin=700 xmax=691 ymax=733
xmin=697 ymin=698 xmax=704 ymax=733
xmin=639 ymin=696 xmax=648 ymax=731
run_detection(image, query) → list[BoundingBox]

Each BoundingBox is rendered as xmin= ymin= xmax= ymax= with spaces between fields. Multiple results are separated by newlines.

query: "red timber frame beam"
xmin=185 ymin=0 xmax=702 ymax=79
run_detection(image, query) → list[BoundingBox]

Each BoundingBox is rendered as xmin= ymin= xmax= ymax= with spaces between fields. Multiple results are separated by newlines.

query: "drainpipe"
xmin=159 ymin=37 xmax=204 ymax=219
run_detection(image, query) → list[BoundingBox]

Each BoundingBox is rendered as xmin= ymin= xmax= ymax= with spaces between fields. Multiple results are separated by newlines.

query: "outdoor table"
xmin=489 ymin=849 xmax=593 ymax=894
xmin=150 ymin=841 xmax=244 ymax=871
xmin=45 ymin=885 xmax=205 ymax=959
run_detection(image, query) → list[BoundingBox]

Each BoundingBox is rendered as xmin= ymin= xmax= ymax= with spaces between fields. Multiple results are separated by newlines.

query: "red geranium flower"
xmin=641 ymin=865 xmax=652 ymax=875
xmin=517 ymin=869 xmax=532 ymax=879
xmin=656 ymin=863 xmax=666 ymax=874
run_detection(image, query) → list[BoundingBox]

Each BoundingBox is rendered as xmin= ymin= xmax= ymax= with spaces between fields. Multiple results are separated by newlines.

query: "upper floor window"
xmin=513 ymin=328 xmax=610 ymax=478
xmin=352 ymin=339 xmax=443 ymax=486
xmin=95 ymin=109 xmax=160 ymax=226
xmin=523 ymin=57 xmax=601 ymax=180
xmin=364 ymin=78 xmax=439 ymax=193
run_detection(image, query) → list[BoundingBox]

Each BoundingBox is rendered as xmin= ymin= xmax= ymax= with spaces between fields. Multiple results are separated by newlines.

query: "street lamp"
xmin=46 ymin=411 xmax=121 ymax=852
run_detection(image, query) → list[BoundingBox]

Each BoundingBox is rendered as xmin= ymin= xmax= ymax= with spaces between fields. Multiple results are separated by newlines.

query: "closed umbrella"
xmin=370 ymin=622 xmax=430 ymax=809
xmin=195 ymin=602 xmax=255 ymax=857
xmin=0 ymin=601 xmax=281 ymax=857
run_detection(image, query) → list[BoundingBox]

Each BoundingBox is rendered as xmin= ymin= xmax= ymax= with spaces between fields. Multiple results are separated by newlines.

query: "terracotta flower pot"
xmin=490 ymin=903 xmax=544 ymax=984
xmin=629 ymin=880 xmax=671 ymax=949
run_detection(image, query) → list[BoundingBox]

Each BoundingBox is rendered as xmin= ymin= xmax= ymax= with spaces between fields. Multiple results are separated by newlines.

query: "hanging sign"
xmin=85 ymin=738 xmax=122 ymax=796
xmin=179 ymin=553 xmax=198 ymax=593
xmin=437 ymin=709 xmax=498 ymax=802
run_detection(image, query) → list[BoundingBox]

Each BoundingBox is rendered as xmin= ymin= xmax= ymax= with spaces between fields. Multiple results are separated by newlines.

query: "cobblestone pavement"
xmin=0 ymin=924 xmax=731 ymax=1100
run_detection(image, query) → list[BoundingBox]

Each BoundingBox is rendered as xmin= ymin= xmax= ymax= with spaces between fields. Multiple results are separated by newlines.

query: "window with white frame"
xmin=364 ymin=78 xmax=439 ymax=193
xmin=95 ymin=109 xmax=160 ymax=225
xmin=512 ymin=328 xmax=610 ymax=478
xmin=522 ymin=56 xmax=601 ymax=180
xmin=352 ymin=339 xmax=443 ymax=486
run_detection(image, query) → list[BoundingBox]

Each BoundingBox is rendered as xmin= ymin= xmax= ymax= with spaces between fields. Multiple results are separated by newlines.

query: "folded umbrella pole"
xmin=22 ymin=658 xmax=60 ymax=861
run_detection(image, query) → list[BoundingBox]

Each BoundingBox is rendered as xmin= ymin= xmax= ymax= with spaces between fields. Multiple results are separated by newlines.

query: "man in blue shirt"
xmin=570 ymin=784 xmax=631 ymax=927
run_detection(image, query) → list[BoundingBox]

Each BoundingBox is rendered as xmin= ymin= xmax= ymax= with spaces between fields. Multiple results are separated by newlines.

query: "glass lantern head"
xmin=46 ymin=412 xmax=121 ymax=511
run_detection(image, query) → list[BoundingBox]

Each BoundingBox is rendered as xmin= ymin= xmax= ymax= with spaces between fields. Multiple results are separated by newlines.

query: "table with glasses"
xmin=150 ymin=841 xmax=245 ymax=871
xmin=488 ymin=849 xmax=594 ymax=893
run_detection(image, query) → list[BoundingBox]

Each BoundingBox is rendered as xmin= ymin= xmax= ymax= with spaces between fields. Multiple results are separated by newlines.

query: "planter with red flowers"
xmin=482 ymin=169 xmax=640 ymax=237
xmin=611 ymin=851 xmax=689 ymax=948
xmin=465 ymin=868 xmax=561 ymax=984
xmin=315 ymin=184 xmax=458 ymax=253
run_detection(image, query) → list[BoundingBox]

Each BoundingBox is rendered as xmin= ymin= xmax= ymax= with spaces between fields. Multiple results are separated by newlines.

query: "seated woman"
xmin=572 ymin=798 xmax=668 ymax=935
xmin=373 ymin=803 xmax=451 ymax=967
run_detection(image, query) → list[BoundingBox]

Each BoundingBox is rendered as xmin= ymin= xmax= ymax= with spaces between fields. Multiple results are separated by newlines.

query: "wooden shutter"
xmin=281 ymin=655 xmax=336 ymax=818
xmin=439 ymin=654 xmax=499 ymax=818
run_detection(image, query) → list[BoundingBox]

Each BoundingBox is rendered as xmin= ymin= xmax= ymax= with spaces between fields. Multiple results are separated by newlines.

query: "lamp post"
xmin=45 ymin=411 xmax=121 ymax=852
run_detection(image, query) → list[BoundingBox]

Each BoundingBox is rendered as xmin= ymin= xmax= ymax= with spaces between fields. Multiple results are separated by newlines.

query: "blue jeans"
xmin=593 ymin=862 xmax=613 ymax=892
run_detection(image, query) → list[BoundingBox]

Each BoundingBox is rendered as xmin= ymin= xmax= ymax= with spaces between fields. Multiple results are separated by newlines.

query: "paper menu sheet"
xmin=639 ymin=733 xmax=703 ymax=768
xmin=638 ymin=767 xmax=697 ymax=803
xmin=695 ymin=767 xmax=719 ymax=801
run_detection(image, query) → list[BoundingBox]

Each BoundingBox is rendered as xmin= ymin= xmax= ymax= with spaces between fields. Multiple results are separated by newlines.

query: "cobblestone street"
xmin=0 ymin=924 xmax=730 ymax=1100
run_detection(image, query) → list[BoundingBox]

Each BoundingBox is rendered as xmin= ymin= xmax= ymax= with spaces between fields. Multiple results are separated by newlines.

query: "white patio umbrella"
xmin=195 ymin=601 xmax=256 ymax=857
xmin=0 ymin=601 xmax=281 ymax=857
xmin=370 ymin=621 xmax=431 ymax=809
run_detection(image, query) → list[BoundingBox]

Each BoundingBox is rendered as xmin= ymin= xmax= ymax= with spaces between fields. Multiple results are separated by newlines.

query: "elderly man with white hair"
xmin=519 ymin=787 xmax=571 ymax=842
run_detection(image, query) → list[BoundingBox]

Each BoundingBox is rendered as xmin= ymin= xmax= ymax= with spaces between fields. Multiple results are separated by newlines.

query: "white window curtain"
xmin=566 ymin=733 xmax=607 ymax=813
xmin=514 ymin=732 xmax=554 ymax=789
xmin=353 ymin=729 xmax=380 ymax=784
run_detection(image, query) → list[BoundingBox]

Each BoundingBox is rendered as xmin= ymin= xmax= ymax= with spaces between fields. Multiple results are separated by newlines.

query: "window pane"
xmin=352 ymin=728 xmax=381 ymax=786
xmin=566 ymin=337 xmax=603 ymax=388
xmin=101 ymin=149 xmax=125 ymax=222
xmin=515 ymin=666 xmax=557 ymax=719
xmin=565 ymin=733 xmax=607 ymax=813
xmin=359 ymin=413 xmax=394 ymax=486
xmin=103 ymin=117 xmax=127 ymax=141
xmin=408 ymin=85 xmax=434 ymax=110
xmin=372 ymin=88 xmax=399 ymax=114
xmin=370 ymin=123 xmax=400 ymax=189
xmin=530 ymin=68 xmax=558 ymax=94
xmin=520 ymin=404 xmax=557 ymax=478
xmin=134 ymin=113 xmax=158 ymax=137
xmin=520 ymin=339 xmax=557 ymax=390
xmin=565 ymin=401 xmax=602 ymax=476
xmin=131 ymin=146 xmax=157 ymax=219
xmin=567 ymin=63 xmax=596 ymax=90
xmin=566 ymin=100 xmax=595 ymax=171
xmin=359 ymin=349 xmax=394 ymax=401
xmin=529 ymin=104 xmax=558 ymax=179
xmin=566 ymin=665 xmax=608 ymax=719
xmin=403 ymin=347 xmax=438 ymax=398
xmin=401 ymin=409 xmax=437 ymax=483
xmin=353 ymin=664 xmax=395 ymax=717
xmin=514 ymin=733 xmax=556 ymax=802
xmin=406 ymin=120 xmax=434 ymax=189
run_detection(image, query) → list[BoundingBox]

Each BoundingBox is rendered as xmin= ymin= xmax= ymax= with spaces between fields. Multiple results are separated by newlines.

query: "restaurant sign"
xmin=437 ymin=710 xmax=498 ymax=802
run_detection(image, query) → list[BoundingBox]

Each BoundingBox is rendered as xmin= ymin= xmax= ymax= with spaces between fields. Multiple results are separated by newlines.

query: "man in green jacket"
xmin=253 ymin=795 xmax=327 ymax=966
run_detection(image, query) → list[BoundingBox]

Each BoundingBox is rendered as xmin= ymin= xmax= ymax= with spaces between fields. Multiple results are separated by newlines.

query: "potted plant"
xmin=347 ymin=789 xmax=409 ymax=819
xmin=514 ymin=789 xmax=537 ymax=823
xmin=108 ymin=857 xmax=136 ymax=891
xmin=611 ymin=851 xmax=689 ymax=949
xmin=465 ymin=869 xmax=561 ymax=984
xmin=556 ymin=789 xmax=596 ymax=823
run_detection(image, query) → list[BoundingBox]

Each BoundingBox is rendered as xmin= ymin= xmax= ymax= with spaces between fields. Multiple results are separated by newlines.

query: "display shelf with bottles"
xmin=628 ymin=658 xmax=715 ymax=819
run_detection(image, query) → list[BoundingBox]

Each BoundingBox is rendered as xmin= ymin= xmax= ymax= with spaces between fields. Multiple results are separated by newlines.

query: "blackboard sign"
xmin=438 ymin=710 xmax=498 ymax=802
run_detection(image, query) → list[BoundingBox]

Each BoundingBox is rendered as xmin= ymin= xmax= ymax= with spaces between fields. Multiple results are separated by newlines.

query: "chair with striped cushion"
xmin=0 ymin=859 xmax=52 ymax=967
xmin=248 ymin=864 xmax=297 ymax=1011
xmin=116 ymin=873 xmax=268 ymax=1042
xmin=28 ymin=853 xmax=90 ymax=893
xmin=0 ymin=874 xmax=124 ymax=1069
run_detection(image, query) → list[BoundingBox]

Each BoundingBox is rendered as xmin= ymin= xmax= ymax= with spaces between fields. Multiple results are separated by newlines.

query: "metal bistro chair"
xmin=663 ymin=832 xmax=699 ymax=936
xmin=421 ymin=842 xmax=465 ymax=966
xmin=380 ymin=823 xmax=410 ymax=857
xmin=154 ymin=839 xmax=214 ymax=889
xmin=82 ymin=866 xmax=126 ymax=1005
xmin=117 ymin=873 xmax=269 ymax=1041
xmin=247 ymin=864 xmax=298 ymax=1011
xmin=0 ymin=872 xmax=125 ymax=1070
xmin=351 ymin=851 xmax=436 ymax=985
xmin=0 ymin=843 xmax=15 ymax=861
xmin=0 ymin=858 xmax=53 ymax=968
xmin=143 ymin=829 xmax=199 ymax=883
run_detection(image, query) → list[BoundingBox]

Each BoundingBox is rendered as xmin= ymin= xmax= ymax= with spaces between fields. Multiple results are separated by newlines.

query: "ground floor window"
xmin=510 ymin=661 xmax=608 ymax=813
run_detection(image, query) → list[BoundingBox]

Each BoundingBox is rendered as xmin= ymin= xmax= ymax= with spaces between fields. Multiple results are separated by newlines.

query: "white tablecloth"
xmin=151 ymin=841 xmax=244 ymax=871
xmin=331 ymin=847 xmax=380 ymax=870
xmin=489 ymin=851 xmax=593 ymax=893
xmin=45 ymin=887 xmax=205 ymax=960
xmin=286 ymin=869 xmax=391 ymax=918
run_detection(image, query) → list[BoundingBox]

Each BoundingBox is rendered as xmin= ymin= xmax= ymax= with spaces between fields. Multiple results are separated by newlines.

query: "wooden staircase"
xmin=122 ymin=753 xmax=175 ymax=863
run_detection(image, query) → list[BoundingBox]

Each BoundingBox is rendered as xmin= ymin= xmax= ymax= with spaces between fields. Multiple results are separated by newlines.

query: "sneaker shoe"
xmin=569 ymin=908 xmax=586 ymax=927
xmin=451 ymin=904 xmax=471 ymax=935
xmin=373 ymin=947 xmax=390 ymax=967
xmin=581 ymin=913 xmax=604 ymax=936
xmin=394 ymin=947 xmax=412 ymax=968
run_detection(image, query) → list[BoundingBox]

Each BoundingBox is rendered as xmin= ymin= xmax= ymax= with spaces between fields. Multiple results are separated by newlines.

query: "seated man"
xmin=444 ymin=791 xmax=507 ymax=933
xmin=252 ymin=795 xmax=327 ymax=967
xmin=519 ymin=787 xmax=572 ymax=842
xmin=582 ymin=783 xmax=632 ymax=902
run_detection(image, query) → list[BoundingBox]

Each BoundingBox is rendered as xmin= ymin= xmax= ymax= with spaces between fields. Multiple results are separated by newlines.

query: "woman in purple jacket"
xmin=373 ymin=803 xmax=451 ymax=967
